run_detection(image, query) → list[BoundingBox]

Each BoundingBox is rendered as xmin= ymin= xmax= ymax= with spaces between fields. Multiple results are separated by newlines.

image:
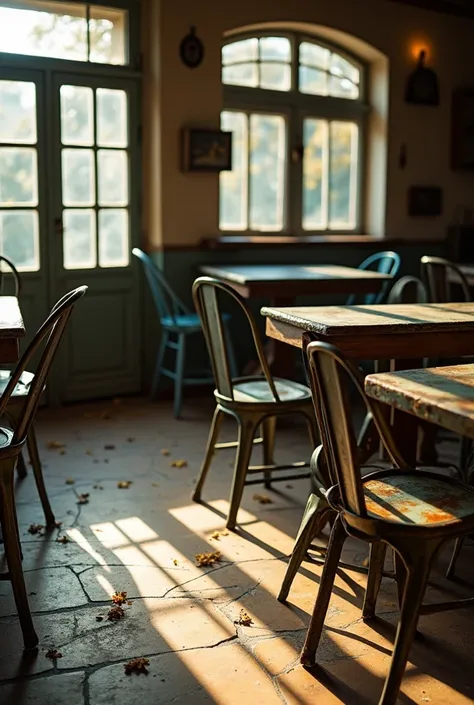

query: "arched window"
xmin=219 ymin=33 xmax=367 ymax=234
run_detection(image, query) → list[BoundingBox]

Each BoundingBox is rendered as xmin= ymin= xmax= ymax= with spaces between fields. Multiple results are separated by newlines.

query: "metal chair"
xmin=346 ymin=251 xmax=401 ymax=305
xmin=386 ymin=275 xmax=428 ymax=304
xmin=192 ymin=276 xmax=318 ymax=530
xmin=133 ymin=248 xmax=237 ymax=418
xmin=421 ymin=255 xmax=470 ymax=303
xmin=0 ymin=286 xmax=87 ymax=649
xmin=300 ymin=339 xmax=474 ymax=705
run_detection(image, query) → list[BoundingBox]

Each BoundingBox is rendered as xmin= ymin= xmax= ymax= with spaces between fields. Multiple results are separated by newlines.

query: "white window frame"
xmin=220 ymin=31 xmax=369 ymax=235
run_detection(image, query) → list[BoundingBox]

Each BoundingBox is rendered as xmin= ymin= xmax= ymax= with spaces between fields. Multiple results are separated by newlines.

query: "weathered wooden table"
xmin=200 ymin=264 xmax=392 ymax=376
xmin=262 ymin=302 xmax=474 ymax=462
xmin=0 ymin=297 xmax=25 ymax=363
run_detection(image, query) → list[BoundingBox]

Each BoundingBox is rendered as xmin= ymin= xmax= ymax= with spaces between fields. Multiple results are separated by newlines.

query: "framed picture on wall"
xmin=181 ymin=128 xmax=232 ymax=172
xmin=451 ymin=88 xmax=474 ymax=170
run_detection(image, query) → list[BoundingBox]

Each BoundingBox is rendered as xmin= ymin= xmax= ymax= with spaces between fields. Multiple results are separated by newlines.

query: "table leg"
xmin=391 ymin=359 xmax=422 ymax=466
xmin=267 ymin=297 xmax=297 ymax=379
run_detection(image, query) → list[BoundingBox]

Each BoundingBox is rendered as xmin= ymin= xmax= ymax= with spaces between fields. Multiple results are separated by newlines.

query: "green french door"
xmin=0 ymin=68 xmax=142 ymax=402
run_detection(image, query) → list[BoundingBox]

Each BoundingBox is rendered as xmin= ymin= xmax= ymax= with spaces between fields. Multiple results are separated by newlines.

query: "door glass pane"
xmin=98 ymin=150 xmax=128 ymax=206
xmin=62 ymin=149 xmax=95 ymax=206
xmin=0 ymin=148 xmax=38 ymax=206
xmin=63 ymin=209 xmax=96 ymax=269
xmin=329 ymin=121 xmax=358 ymax=229
xmin=303 ymin=119 xmax=328 ymax=230
xmin=249 ymin=114 xmax=285 ymax=231
xmin=219 ymin=111 xmax=248 ymax=230
xmin=98 ymin=208 xmax=128 ymax=267
xmin=0 ymin=81 xmax=36 ymax=144
xmin=60 ymin=85 xmax=94 ymax=146
xmin=0 ymin=210 xmax=39 ymax=271
xmin=97 ymin=89 xmax=127 ymax=147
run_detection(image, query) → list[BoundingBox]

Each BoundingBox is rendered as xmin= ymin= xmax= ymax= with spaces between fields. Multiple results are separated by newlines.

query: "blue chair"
xmin=346 ymin=251 xmax=401 ymax=305
xmin=132 ymin=248 xmax=237 ymax=418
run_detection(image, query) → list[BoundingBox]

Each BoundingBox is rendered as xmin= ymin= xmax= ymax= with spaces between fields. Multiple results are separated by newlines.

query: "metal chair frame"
xmin=192 ymin=276 xmax=318 ymax=530
xmin=421 ymin=255 xmax=471 ymax=303
xmin=346 ymin=251 xmax=401 ymax=305
xmin=299 ymin=339 xmax=474 ymax=705
xmin=0 ymin=286 xmax=87 ymax=650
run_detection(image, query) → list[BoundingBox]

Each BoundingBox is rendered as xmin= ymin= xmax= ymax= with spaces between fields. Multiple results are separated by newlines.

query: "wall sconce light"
xmin=405 ymin=49 xmax=440 ymax=106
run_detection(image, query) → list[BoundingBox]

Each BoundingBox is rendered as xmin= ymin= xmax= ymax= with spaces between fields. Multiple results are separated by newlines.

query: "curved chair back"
xmin=346 ymin=251 xmax=401 ymax=306
xmin=0 ymin=256 xmax=21 ymax=297
xmin=387 ymin=275 xmax=428 ymax=304
xmin=420 ymin=256 xmax=470 ymax=303
xmin=193 ymin=276 xmax=280 ymax=402
xmin=304 ymin=336 xmax=410 ymax=516
xmin=132 ymin=247 xmax=189 ymax=325
xmin=0 ymin=286 xmax=87 ymax=446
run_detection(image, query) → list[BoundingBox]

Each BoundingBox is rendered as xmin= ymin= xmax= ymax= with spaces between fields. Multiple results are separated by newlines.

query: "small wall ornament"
xmin=180 ymin=26 xmax=204 ymax=69
xmin=405 ymin=50 xmax=439 ymax=106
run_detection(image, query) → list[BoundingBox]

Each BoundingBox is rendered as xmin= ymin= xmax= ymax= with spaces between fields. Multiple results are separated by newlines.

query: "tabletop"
xmin=365 ymin=363 xmax=474 ymax=440
xmin=0 ymin=296 xmax=25 ymax=363
xmin=262 ymin=301 xmax=474 ymax=359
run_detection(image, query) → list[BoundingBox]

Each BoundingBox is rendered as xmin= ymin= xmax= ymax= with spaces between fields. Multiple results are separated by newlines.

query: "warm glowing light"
xmin=115 ymin=516 xmax=159 ymax=543
xmin=66 ymin=528 xmax=110 ymax=569
xmin=409 ymin=40 xmax=432 ymax=62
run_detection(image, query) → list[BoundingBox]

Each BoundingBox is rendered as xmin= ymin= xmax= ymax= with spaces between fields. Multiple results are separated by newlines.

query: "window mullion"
xmin=324 ymin=120 xmax=330 ymax=230
xmin=246 ymin=113 xmax=251 ymax=231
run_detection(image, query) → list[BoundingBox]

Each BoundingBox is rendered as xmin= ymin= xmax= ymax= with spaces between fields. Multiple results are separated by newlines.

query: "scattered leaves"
xmin=152 ymin=482 xmax=160 ymax=487
xmin=76 ymin=493 xmax=90 ymax=505
xmin=117 ymin=481 xmax=132 ymax=489
xmin=96 ymin=615 xmax=104 ymax=622
xmin=85 ymin=450 xmax=93 ymax=456
xmin=93 ymin=459 xmax=100 ymax=464
xmin=28 ymin=523 xmax=44 ymax=535
xmin=56 ymin=536 xmax=70 ymax=544
xmin=93 ymin=484 xmax=104 ymax=490
xmin=45 ymin=649 xmax=62 ymax=660
xmin=209 ymin=529 xmax=229 ymax=541
xmin=253 ymin=493 xmax=273 ymax=505
xmin=47 ymin=441 xmax=65 ymax=450
xmin=127 ymin=600 xmax=133 ymax=606
xmin=161 ymin=449 xmax=170 ymax=456
xmin=112 ymin=591 xmax=128 ymax=606
xmin=54 ymin=521 xmax=63 ymax=529
xmin=170 ymin=459 xmax=187 ymax=468
xmin=107 ymin=606 xmax=125 ymax=622
xmin=127 ymin=437 xmax=135 ymax=443
xmin=124 ymin=657 xmax=150 ymax=676
xmin=65 ymin=478 xmax=75 ymax=485
xmin=235 ymin=609 xmax=253 ymax=627
xmin=286 ymin=484 xmax=293 ymax=490
xmin=59 ymin=450 xmax=67 ymax=455
xmin=172 ymin=559 xmax=179 ymax=566
xmin=195 ymin=551 xmax=222 ymax=567
xmin=104 ymin=444 xmax=116 ymax=450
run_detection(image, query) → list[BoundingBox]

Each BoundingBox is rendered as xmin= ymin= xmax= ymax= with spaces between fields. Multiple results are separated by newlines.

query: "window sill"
xmin=199 ymin=234 xmax=443 ymax=250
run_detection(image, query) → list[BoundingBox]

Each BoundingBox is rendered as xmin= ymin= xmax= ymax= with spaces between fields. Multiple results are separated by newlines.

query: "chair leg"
xmin=174 ymin=333 xmax=186 ymax=419
xmin=458 ymin=436 xmax=472 ymax=482
xmin=16 ymin=451 xmax=28 ymax=479
xmin=278 ymin=493 xmax=329 ymax=603
xmin=191 ymin=407 xmax=224 ymax=502
xmin=27 ymin=425 xmax=55 ymax=527
xmin=226 ymin=418 xmax=257 ymax=531
xmin=302 ymin=409 xmax=319 ymax=450
xmin=301 ymin=515 xmax=347 ymax=666
xmin=446 ymin=537 xmax=464 ymax=580
xmin=262 ymin=416 xmax=276 ymax=489
xmin=151 ymin=330 xmax=168 ymax=399
xmin=379 ymin=543 xmax=439 ymax=705
xmin=362 ymin=542 xmax=387 ymax=620
xmin=394 ymin=551 xmax=407 ymax=609
xmin=0 ymin=462 xmax=38 ymax=650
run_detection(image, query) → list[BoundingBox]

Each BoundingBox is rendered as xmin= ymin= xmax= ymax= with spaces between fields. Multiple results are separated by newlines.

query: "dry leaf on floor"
xmin=56 ymin=536 xmax=70 ymax=544
xmin=253 ymin=493 xmax=273 ymax=505
xmin=76 ymin=493 xmax=90 ymax=505
xmin=45 ymin=649 xmax=62 ymax=660
xmin=85 ymin=450 xmax=93 ymax=456
xmin=127 ymin=600 xmax=133 ymax=606
xmin=172 ymin=559 xmax=179 ymax=566
xmin=161 ymin=449 xmax=170 ymax=456
xmin=127 ymin=437 xmax=135 ymax=443
xmin=93 ymin=459 xmax=100 ymax=464
xmin=124 ymin=657 xmax=150 ymax=676
xmin=235 ymin=609 xmax=253 ymax=627
xmin=170 ymin=459 xmax=187 ymax=468
xmin=107 ymin=606 xmax=125 ymax=621
xmin=362 ymin=557 xmax=370 ymax=567
xmin=93 ymin=484 xmax=104 ymax=490
xmin=195 ymin=551 xmax=222 ymax=567
xmin=96 ymin=615 xmax=104 ymax=622
xmin=286 ymin=484 xmax=293 ymax=489
xmin=112 ymin=591 xmax=128 ymax=606
xmin=54 ymin=521 xmax=62 ymax=529
xmin=117 ymin=480 xmax=132 ymax=489
xmin=209 ymin=530 xmax=229 ymax=541
xmin=65 ymin=478 xmax=75 ymax=485
xmin=152 ymin=482 xmax=160 ymax=487
xmin=47 ymin=441 xmax=65 ymax=450
xmin=104 ymin=444 xmax=116 ymax=450
xmin=103 ymin=459 xmax=109 ymax=464
xmin=59 ymin=450 xmax=67 ymax=455
xmin=28 ymin=523 xmax=44 ymax=535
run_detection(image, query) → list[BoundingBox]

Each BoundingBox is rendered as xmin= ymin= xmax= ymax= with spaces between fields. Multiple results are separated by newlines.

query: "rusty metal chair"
xmin=0 ymin=286 xmax=87 ymax=649
xmin=346 ymin=251 xmax=401 ymax=305
xmin=192 ymin=277 xmax=318 ymax=530
xmin=421 ymin=255 xmax=470 ymax=303
xmin=300 ymin=338 xmax=474 ymax=705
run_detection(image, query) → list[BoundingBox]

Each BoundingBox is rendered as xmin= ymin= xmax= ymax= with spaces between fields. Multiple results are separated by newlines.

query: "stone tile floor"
xmin=0 ymin=397 xmax=473 ymax=705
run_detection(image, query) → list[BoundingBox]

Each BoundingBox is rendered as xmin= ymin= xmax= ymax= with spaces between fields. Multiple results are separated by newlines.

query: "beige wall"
xmin=142 ymin=0 xmax=474 ymax=248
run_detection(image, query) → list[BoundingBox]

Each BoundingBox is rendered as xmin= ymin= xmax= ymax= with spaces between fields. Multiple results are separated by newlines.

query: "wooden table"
xmin=262 ymin=302 xmax=474 ymax=462
xmin=200 ymin=264 xmax=392 ymax=376
xmin=0 ymin=297 xmax=24 ymax=363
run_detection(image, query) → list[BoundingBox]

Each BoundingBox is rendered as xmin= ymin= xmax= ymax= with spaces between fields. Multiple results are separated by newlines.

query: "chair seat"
xmin=161 ymin=312 xmax=231 ymax=330
xmin=364 ymin=473 xmax=474 ymax=525
xmin=0 ymin=369 xmax=34 ymax=397
xmin=233 ymin=377 xmax=311 ymax=403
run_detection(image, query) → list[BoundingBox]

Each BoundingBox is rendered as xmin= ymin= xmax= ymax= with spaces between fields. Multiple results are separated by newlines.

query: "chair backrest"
xmin=132 ymin=247 xmax=189 ymax=324
xmin=192 ymin=276 xmax=280 ymax=402
xmin=0 ymin=286 xmax=87 ymax=446
xmin=0 ymin=256 xmax=21 ymax=297
xmin=346 ymin=251 xmax=401 ymax=306
xmin=304 ymin=336 xmax=410 ymax=516
xmin=420 ymin=256 xmax=470 ymax=303
xmin=387 ymin=275 xmax=428 ymax=304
